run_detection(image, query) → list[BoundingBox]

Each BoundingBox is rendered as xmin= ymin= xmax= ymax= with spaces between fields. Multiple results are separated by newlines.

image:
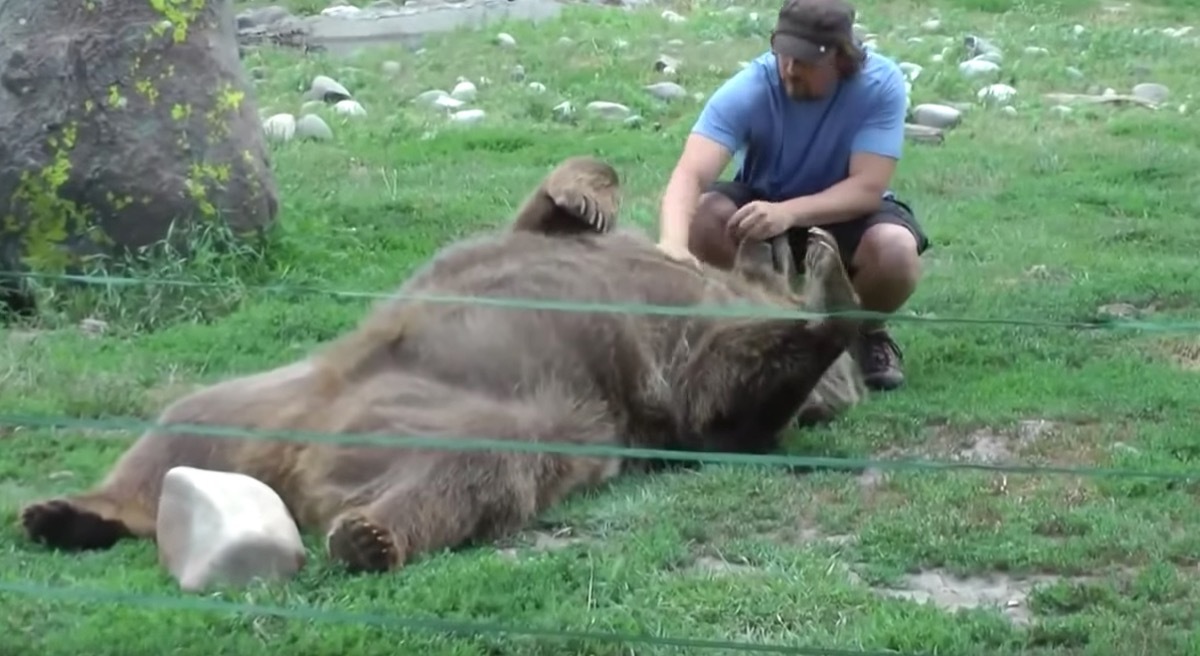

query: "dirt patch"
xmin=878 ymin=418 xmax=1118 ymax=470
xmin=495 ymin=527 xmax=588 ymax=560
xmin=688 ymin=555 xmax=762 ymax=576
xmin=870 ymin=568 xmax=1094 ymax=626
xmin=1145 ymin=336 xmax=1200 ymax=372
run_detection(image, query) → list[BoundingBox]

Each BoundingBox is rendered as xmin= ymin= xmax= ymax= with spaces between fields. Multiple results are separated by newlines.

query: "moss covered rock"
xmin=0 ymin=0 xmax=279 ymax=293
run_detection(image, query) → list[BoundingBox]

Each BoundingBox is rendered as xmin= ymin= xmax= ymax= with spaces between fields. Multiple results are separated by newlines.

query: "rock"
xmin=1024 ymin=46 xmax=1049 ymax=55
xmin=911 ymin=103 xmax=962 ymax=129
xmin=920 ymin=19 xmax=941 ymax=32
xmin=495 ymin=32 xmax=516 ymax=47
xmin=295 ymin=114 xmax=333 ymax=141
xmin=381 ymin=60 xmax=401 ymax=76
xmin=308 ymin=75 xmax=352 ymax=103
xmin=434 ymin=95 xmax=465 ymax=110
xmin=586 ymin=101 xmax=632 ymax=120
xmin=644 ymin=81 xmax=687 ymax=101
xmin=654 ymin=54 xmax=681 ymax=73
xmin=978 ymin=84 xmax=1017 ymax=104
xmin=262 ymin=113 xmax=297 ymax=142
xmin=959 ymin=59 xmax=1000 ymax=78
xmin=333 ymin=99 xmax=367 ymax=117
xmin=527 ymin=82 xmax=546 ymax=93
xmin=156 ymin=466 xmax=306 ymax=593
xmin=898 ymin=62 xmax=923 ymax=81
xmin=1131 ymin=82 xmax=1169 ymax=104
xmin=510 ymin=64 xmax=525 ymax=81
xmin=450 ymin=79 xmax=477 ymax=102
xmin=450 ymin=109 xmax=486 ymax=124
xmin=661 ymin=10 xmax=685 ymax=23
xmin=0 ymin=0 xmax=278 ymax=281
xmin=964 ymin=35 xmax=1002 ymax=60
xmin=904 ymin=123 xmax=944 ymax=145
xmin=236 ymin=5 xmax=294 ymax=29
xmin=413 ymin=89 xmax=450 ymax=106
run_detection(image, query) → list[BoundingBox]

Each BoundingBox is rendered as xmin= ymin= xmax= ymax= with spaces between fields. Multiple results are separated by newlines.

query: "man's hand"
xmin=656 ymin=240 xmax=701 ymax=268
xmin=727 ymin=201 xmax=797 ymax=242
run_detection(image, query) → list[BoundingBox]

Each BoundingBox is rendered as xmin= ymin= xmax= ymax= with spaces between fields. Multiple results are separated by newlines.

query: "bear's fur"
xmin=20 ymin=156 xmax=867 ymax=573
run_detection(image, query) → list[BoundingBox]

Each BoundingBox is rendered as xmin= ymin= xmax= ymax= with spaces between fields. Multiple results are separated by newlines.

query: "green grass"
xmin=4 ymin=0 xmax=1200 ymax=653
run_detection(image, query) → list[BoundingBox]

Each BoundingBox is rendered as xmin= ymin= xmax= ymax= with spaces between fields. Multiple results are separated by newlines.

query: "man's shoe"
xmin=858 ymin=328 xmax=905 ymax=391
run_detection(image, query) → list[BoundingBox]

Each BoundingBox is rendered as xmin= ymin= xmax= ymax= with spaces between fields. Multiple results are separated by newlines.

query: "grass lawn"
xmin=3 ymin=0 xmax=1200 ymax=653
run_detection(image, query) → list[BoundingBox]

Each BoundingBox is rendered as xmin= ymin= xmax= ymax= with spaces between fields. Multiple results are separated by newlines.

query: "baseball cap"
xmin=770 ymin=0 xmax=864 ymax=64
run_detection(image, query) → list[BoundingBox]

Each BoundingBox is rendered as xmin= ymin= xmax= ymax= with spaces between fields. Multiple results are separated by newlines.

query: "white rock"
xmin=434 ymin=95 xmax=466 ymax=110
xmin=414 ymin=89 xmax=450 ymax=106
xmin=309 ymin=75 xmax=352 ymax=103
xmin=496 ymin=32 xmax=517 ymax=47
xmin=911 ymin=103 xmax=962 ymax=129
xmin=381 ymin=60 xmax=401 ymax=76
xmin=450 ymin=79 xmax=477 ymax=102
xmin=557 ymin=36 xmax=573 ymax=46
xmin=1132 ymin=82 xmax=1169 ymax=104
xmin=262 ymin=113 xmax=296 ymax=142
xmin=321 ymin=4 xmax=360 ymax=17
xmin=898 ymin=61 xmax=923 ymax=81
xmin=156 ymin=466 xmax=306 ymax=593
xmin=1024 ymin=46 xmax=1049 ymax=55
xmin=296 ymin=114 xmax=333 ymax=141
xmin=978 ymin=83 xmax=1017 ymax=104
xmin=662 ymin=9 xmax=685 ymax=22
xmin=644 ymin=81 xmax=688 ymax=101
xmin=1050 ymin=105 xmax=1073 ymax=116
xmin=1001 ymin=105 xmax=1018 ymax=116
xmin=333 ymin=99 xmax=366 ymax=117
xmin=451 ymin=109 xmax=487 ymax=124
xmin=586 ymin=101 xmax=632 ymax=120
xmin=920 ymin=19 xmax=941 ymax=32
xmin=528 ymin=81 xmax=546 ymax=93
xmin=959 ymin=59 xmax=1000 ymax=77
xmin=1073 ymin=24 xmax=1086 ymax=36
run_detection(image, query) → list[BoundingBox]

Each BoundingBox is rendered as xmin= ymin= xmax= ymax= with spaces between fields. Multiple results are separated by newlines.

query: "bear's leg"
xmin=510 ymin=156 xmax=621 ymax=235
xmin=676 ymin=228 xmax=864 ymax=453
xmin=21 ymin=427 xmax=241 ymax=551
xmin=325 ymin=396 xmax=621 ymax=573
xmin=794 ymin=228 xmax=869 ymax=427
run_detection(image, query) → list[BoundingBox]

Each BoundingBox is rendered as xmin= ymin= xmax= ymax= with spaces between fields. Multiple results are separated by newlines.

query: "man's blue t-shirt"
xmin=691 ymin=50 xmax=908 ymax=202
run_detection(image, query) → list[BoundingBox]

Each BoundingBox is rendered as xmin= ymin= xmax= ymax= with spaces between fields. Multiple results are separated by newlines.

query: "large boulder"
xmin=0 ymin=0 xmax=279 ymax=300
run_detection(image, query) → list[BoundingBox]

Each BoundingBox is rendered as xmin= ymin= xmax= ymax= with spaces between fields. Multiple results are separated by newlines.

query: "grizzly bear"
xmin=20 ymin=156 xmax=866 ymax=573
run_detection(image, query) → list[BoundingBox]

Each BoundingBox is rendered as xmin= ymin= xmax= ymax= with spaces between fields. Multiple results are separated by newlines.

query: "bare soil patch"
xmin=870 ymin=569 xmax=1096 ymax=626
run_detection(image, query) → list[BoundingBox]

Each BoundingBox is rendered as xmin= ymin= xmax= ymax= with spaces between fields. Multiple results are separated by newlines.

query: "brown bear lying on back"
xmin=20 ymin=156 xmax=868 ymax=573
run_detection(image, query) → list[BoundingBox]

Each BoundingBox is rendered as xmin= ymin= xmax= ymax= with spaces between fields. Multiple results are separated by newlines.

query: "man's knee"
xmin=688 ymin=191 xmax=740 ymax=268
xmin=852 ymin=222 xmax=923 ymax=287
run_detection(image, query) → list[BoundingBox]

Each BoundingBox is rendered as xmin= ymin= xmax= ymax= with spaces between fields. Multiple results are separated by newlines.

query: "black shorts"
xmin=707 ymin=180 xmax=930 ymax=275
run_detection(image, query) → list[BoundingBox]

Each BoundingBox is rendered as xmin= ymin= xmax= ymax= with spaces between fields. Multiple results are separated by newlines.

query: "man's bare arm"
xmin=777 ymin=151 xmax=897 ymax=228
xmin=658 ymin=134 xmax=734 ymax=248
